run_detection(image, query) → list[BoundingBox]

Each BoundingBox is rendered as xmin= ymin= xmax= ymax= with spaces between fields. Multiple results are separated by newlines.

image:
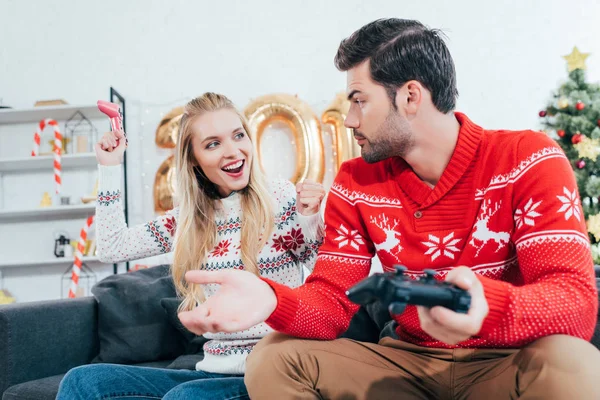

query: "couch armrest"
xmin=0 ymin=296 xmax=99 ymax=395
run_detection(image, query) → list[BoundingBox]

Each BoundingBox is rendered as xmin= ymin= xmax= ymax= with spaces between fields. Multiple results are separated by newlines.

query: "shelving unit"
xmin=0 ymin=204 xmax=96 ymax=222
xmin=0 ymin=104 xmax=105 ymax=124
xmin=0 ymin=87 xmax=129 ymax=302
xmin=0 ymin=256 xmax=101 ymax=270
xmin=0 ymin=152 xmax=98 ymax=173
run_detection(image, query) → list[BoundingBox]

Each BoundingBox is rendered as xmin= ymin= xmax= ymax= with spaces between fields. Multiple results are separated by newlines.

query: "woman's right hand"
xmin=95 ymin=130 xmax=127 ymax=166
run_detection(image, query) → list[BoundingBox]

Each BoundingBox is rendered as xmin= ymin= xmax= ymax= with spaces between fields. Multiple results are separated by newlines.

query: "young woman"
xmin=56 ymin=92 xmax=325 ymax=400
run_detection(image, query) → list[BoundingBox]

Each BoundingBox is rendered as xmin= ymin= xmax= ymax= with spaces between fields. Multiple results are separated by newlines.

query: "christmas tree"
xmin=539 ymin=47 xmax=600 ymax=262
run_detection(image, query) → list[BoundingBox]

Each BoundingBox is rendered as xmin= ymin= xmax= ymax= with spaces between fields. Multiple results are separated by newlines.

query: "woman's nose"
xmin=223 ymin=140 xmax=240 ymax=158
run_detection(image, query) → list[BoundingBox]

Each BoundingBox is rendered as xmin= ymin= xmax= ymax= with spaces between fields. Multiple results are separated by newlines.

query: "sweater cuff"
xmin=98 ymin=164 xmax=122 ymax=193
xmin=262 ymin=278 xmax=299 ymax=332
xmin=477 ymin=275 xmax=510 ymax=338
xmin=296 ymin=211 xmax=324 ymax=241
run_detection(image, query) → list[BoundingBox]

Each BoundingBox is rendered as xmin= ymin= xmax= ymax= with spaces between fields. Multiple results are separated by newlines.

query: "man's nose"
xmin=344 ymin=110 xmax=359 ymax=129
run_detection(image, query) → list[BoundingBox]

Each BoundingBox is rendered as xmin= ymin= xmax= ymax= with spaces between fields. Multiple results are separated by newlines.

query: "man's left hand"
xmin=416 ymin=266 xmax=489 ymax=345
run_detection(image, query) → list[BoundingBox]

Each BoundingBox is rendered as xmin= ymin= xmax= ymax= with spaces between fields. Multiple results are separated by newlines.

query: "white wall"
xmin=1 ymin=0 xmax=599 ymax=302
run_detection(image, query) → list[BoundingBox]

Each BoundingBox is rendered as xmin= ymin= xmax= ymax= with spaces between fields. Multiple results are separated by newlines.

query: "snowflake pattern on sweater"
xmin=95 ymin=165 xmax=323 ymax=374
xmin=264 ymin=112 xmax=598 ymax=350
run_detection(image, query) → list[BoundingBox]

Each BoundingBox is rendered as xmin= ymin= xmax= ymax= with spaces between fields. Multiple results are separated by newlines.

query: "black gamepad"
xmin=346 ymin=265 xmax=471 ymax=316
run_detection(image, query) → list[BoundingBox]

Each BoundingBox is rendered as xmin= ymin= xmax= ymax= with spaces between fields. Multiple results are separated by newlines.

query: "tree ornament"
xmin=557 ymin=129 xmax=566 ymax=137
xmin=574 ymin=135 xmax=600 ymax=161
xmin=576 ymin=101 xmax=585 ymax=111
xmin=587 ymin=213 xmax=600 ymax=240
xmin=557 ymin=97 xmax=569 ymax=109
xmin=576 ymin=159 xmax=586 ymax=169
xmin=572 ymin=133 xmax=583 ymax=144
xmin=539 ymin=110 xmax=547 ymax=117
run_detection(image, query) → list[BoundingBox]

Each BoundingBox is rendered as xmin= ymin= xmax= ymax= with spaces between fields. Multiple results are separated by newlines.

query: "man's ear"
xmin=396 ymin=81 xmax=422 ymax=116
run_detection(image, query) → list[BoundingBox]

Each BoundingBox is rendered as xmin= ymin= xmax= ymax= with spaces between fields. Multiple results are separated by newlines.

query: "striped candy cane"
xmin=68 ymin=215 xmax=94 ymax=298
xmin=31 ymin=119 xmax=63 ymax=194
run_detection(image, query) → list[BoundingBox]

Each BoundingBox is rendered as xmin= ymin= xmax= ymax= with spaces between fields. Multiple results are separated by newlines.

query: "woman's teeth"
xmin=222 ymin=160 xmax=244 ymax=173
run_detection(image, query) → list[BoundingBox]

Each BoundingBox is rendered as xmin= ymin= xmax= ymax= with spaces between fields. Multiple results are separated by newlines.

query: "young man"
xmin=179 ymin=19 xmax=600 ymax=399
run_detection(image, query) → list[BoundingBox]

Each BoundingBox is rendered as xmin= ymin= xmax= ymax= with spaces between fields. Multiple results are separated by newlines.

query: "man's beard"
xmin=357 ymin=109 xmax=414 ymax=164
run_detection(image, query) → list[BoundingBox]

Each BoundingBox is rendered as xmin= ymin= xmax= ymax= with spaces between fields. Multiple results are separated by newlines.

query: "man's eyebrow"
xmin=347 ymin=90 xmax=362 ymax=101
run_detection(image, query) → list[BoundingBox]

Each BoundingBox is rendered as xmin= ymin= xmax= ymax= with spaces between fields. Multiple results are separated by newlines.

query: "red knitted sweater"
xmin=264 ymin=112 xmax=598 ymax=348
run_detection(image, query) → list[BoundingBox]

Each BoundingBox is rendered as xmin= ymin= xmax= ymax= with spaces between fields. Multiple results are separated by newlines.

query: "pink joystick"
xmin=97 ymin=100 xmax=124 ymax=134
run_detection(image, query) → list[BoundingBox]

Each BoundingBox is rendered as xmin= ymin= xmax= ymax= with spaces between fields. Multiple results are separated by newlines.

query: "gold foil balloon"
xmin=154 ymin=155 xmax=177 ymax=213
xmin=155 ymin=107 xmax=184 ymax=148
xmin=321 ymin=92 xmax=360 ymax=172
xmin=154 ymin=106 xmax=183 ymax=213
xmin=244 ymin=94 xmax=324 ymax=184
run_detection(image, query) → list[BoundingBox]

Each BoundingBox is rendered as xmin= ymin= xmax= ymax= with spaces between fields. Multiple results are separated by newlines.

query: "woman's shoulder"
xmin=164 ymin=206 xmax=180 ymax=219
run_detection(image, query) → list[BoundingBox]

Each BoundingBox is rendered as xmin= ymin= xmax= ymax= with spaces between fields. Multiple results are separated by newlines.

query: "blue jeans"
xmin=56 ymin=363 xmax=249 ymax=400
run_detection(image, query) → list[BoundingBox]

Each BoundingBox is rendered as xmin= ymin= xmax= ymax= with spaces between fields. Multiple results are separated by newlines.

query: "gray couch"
xmin=2 ymin=270 xmax=600 ymax=400
xmin=0 ymin=294 xmax=206 ymax=400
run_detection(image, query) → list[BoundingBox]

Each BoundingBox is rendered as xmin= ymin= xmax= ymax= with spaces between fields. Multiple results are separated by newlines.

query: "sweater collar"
xmin=392 ymin=112 xmax=483 ymax=207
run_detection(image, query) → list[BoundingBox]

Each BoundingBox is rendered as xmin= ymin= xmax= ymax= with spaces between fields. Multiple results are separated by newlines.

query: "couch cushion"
xmin=341 ymin=303 xmax=389 ymax=343
xmin=91 ymin=265 xmax=189 ymax=364
xmin=160 ymin=297 xmax=207 ymax=348
xmin=2 ymin=374 xmax=64 ymax=400
xmin=2 ymin=361 xmax=173 ymax=400
xmin=160 ymin=297 xmax=208 ymax=369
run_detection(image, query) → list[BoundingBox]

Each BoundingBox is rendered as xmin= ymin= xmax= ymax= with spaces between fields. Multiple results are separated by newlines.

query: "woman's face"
xmin=190 ymin=108 xmax=254 ymax=197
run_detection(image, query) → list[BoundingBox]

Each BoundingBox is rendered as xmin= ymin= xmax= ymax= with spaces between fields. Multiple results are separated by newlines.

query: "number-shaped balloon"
xmin=153 ymin=93 xmax=356 ymax=213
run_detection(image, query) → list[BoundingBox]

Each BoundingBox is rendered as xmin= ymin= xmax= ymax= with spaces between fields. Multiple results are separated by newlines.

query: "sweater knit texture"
xmin=264 ymin=112 xmax=598 ymax=349
xmin=96 ymin=165 xmax=323 ymax=374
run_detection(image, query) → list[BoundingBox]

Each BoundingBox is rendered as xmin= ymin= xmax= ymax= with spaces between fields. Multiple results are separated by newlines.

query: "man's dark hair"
xmin=334 ymin=18 xmax=458 ymax=113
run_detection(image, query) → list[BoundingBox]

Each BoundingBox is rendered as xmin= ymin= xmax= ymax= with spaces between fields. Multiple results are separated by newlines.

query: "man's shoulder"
xmin=484 ymin=129 xmax=559 ymax=155
xmin=476 ymin=129 xmax=569 ymax=198
xmin=480 ymin=129 xmax=563 ymax=172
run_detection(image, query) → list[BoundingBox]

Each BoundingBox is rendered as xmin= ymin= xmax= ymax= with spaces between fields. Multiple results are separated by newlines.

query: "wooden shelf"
xmin=0 ymin=153 xmax=98 ymax=173
xmin=0 ymin=204 xmax=95 ymax=222
xmin=0 ymin=256 xmax=103 ymax=269
xmin=0 ymin=104 xmax=104 ymax=125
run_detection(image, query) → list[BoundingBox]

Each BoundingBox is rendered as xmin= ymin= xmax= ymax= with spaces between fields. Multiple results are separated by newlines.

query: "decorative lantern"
xmin=65 ymin=111 xmax=99 ymax=154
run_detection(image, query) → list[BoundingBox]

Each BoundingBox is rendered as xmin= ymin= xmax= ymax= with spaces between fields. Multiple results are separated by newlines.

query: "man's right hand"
xmin=95 ymin=130 xmax=126 ymax=166
xmin=178 ymin=269 xmax=278 ymax=335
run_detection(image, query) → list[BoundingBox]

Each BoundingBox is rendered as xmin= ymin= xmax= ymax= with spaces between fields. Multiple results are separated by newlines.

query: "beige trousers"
xmin=245 ymin=333 xmax=600 ymax=400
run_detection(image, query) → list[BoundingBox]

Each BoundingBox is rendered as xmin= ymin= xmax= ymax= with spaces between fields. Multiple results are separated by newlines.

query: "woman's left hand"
xmin=296 ymin=180 xmax=326 ymax=216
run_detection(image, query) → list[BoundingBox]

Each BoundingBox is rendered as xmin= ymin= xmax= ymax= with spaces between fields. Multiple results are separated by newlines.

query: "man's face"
xmin=344 ymin=61 xmax=414 ymax=163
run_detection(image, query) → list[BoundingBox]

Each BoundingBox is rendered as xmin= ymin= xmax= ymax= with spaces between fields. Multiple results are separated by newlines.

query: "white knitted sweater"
xmin=95 ymin=164 xmax=324 ymax=375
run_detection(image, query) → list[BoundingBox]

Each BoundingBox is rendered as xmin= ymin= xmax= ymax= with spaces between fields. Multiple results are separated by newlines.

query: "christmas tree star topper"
xmin=563 ymin=46 xmax=590 ymax=72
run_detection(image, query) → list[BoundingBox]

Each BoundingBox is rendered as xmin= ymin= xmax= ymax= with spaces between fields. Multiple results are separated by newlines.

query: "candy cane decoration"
xmin=68 ymin=215 xmax=94 ymax=298
xmin=31 ymin=119 xmax=63 ymax=194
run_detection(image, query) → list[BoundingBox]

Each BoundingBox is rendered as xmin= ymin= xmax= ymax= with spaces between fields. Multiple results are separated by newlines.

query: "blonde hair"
xmin=172 ymin=92 xmax=274 ymax=312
